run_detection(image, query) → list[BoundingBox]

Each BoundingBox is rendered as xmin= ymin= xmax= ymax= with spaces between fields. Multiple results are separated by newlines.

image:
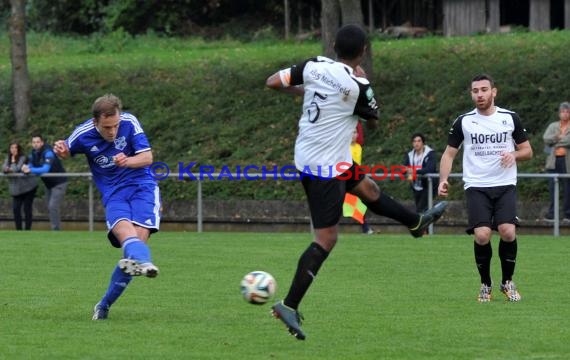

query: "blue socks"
xmin=122 ymin=237 xmax=152 ymax=263
xmin=99 ymin=265 xmax=132 ymax=308
xmin=99 ymin=237 xmax=152 ymax=309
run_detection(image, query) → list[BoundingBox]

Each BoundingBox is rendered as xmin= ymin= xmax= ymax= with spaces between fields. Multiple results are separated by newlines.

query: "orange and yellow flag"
xmin=343 ymin=193 xmax=367 ymax=224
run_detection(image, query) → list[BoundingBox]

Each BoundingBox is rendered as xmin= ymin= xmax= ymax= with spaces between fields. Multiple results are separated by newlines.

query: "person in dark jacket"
xmin=404 ymin=133 xmax=437 ymax=213
xmin=3 ymin=142 xmax=38 ymax=230
xmin=22 ymin=134 xmax=68 ymax=230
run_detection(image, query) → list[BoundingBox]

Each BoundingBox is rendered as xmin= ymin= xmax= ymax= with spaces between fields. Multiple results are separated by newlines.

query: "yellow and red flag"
xmin=343 ymin=193 xmax=367 ymax=224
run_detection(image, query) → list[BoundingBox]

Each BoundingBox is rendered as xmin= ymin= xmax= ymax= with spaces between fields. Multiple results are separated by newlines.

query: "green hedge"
xmin=1 ymin=31 xmax=569 ymax=202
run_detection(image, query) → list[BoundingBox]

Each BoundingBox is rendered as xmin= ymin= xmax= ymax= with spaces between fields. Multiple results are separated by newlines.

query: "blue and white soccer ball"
xmin=240 ymin=271 xmax=276 ymax=305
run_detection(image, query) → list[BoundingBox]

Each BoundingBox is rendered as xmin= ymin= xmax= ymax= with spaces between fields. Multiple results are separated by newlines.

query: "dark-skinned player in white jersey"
xmin=439 ymin=74 xmax=533 ymax=303
xmin=265 ymin=24 xmax=447 ymax=340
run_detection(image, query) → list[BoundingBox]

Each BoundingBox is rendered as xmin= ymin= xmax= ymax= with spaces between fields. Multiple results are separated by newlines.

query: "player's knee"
xmin=352 ymin=178 xmax=380 ymax=202
xmin=314 ymin=228 xmax=338 ymax=252
xmin=497 ymin=224 xmax=516 ymax=241
xmin=473 ymin=227 xmax=492 ymax=245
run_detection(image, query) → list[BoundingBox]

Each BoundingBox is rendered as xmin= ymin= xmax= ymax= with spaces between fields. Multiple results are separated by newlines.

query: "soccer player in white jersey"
xmin=265 ymin=24 xmax=447 ymax=340
xmin=53 ymin=94 xmax=161 ymax=320
xmin=438 ymin=74 xmax=533 ymax=303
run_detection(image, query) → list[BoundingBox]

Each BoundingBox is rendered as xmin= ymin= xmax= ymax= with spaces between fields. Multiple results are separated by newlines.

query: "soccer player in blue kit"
xmin=54 ymin=94 xmax=160 ymax=320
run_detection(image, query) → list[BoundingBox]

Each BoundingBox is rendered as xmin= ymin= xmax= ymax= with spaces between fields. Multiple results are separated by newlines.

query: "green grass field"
xmin=1 ymin=231 xmax=569 ymax=359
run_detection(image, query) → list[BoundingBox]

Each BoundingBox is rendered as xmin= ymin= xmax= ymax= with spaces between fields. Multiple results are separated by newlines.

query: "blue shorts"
xmin=106 ymin=183 xmax=161 ymax=248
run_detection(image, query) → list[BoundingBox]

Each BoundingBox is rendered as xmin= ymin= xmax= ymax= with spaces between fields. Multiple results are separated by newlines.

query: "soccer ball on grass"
xmin=240 ymin=271 xmax=276 ymax=305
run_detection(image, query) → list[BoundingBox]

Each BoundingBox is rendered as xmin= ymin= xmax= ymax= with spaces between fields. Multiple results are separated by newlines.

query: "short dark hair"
xmin=411 ymin=133 xmax=425 ymax=143
xmin=92 ymin=94 xmax=122 ymax=120
xmin=334 ymin=24 xmax=367 ymax=60
xmin=31 ymin=133 xmax=44 ymax=141
xmin=471 ymin=73 xmax=495 ymax=88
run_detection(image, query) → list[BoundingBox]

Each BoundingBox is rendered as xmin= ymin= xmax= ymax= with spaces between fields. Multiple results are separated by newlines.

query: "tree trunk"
xmin=564 ymin=0 xmax=570 ymax=29
xmin=529 ymin=0 xmax=550 ymax=31
xmin=339 ymin=0 xmax=363 ymax=24
xmin=487 ymin=0 xmax=500 ymax=33
xmin=284 ymin=0 xmax=290 ymax=39
xmin=368 ymin=0 xmax=374 ymax=33
xmin=380 ymin=0 xmax=387 ymax=30
xmin=310 ymin=3 xmax=316 ymax=30
xmin=9 ymin=0 xmax=31 ymax=132
xmin=399 ymin=0 xmax=420 ymax=27
xmin=338 ymin=0 xmax=373 ymax=78
xmin=297 ymin=1 xmax=303 ymax=34
xmin=321 ymin=0 xmax=340 ymax=58
xmin=442 ymin=0 xmax=486 ymax=36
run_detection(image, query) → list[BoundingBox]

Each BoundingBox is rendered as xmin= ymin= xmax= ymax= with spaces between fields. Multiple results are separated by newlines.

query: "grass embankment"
xmin=1 ymin=31 xmax=569 ymax=201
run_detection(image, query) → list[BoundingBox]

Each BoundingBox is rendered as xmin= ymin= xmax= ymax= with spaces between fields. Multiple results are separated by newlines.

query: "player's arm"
xmin=265 ymin=72 xmax=304 ymax=95
xmin=266 ymin=61 xmax=306 ymax=96
xmin=513 ymin=140 xmax=533 ymax=161
xmin=351 ymin=66 xmax=378 ymax=129
xmin=501 ymin=140 xmax=532 ymax=168
xmin=438 ymin=145 xmax=458 ymax=197
xmin=354 ymin=82 xmax=379 ymax=130
xmin=505 ymin=114 xmax=533 ymax=165
xmin=364 ymin=117 xmax=377 ymax=130
xmin=439 ymin=116 xmax=464 ymax=196
xmin=114 ymin=150 xmax=153 ymax=168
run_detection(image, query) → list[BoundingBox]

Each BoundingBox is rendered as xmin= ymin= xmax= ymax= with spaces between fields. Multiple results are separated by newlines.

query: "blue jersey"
xmin=66 ymin=112 xmax=156 ymax=204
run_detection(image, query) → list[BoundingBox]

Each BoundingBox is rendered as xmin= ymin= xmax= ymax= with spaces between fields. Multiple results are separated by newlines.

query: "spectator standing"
xmin=2 ymin=142 xmax=38 ymax=230
xmin=542 ymin=102 xmax=570 ymax=221
xmin=404 ymin=133 xmax=437 ymax=213
xmin=22 ymin=134 xmax=68 ymax=230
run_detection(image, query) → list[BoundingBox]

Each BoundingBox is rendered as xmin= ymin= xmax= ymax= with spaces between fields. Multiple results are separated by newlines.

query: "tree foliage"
xmin=24 ymin=0 xmax=288 ymax=36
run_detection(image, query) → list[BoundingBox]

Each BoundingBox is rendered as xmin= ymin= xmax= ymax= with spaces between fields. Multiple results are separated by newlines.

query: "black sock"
xmin=284 ymin=242 xmax=329 ymax=310
xmin=474 ymin=242 xmax=492 ymax=286
xmin=499 ymin=238 xmax=517 ymax=284
xmin=363 ymin=192 xmax=419 ymax=228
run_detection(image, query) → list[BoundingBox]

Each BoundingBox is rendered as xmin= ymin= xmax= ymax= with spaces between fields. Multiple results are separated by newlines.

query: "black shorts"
xmin=300 ymin=163 xmax=367 ymax=229
xmin=465 ymin=185 xmax=519 ymax=234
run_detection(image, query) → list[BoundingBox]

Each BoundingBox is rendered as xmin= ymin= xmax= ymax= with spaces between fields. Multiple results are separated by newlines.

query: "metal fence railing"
xmin=0 ymin=172 xmax=94 ymax=231
xmin=425 ymin=173 xmax=570 ymax=237
xmin=1 ymin=172 xmax=568 ymax=236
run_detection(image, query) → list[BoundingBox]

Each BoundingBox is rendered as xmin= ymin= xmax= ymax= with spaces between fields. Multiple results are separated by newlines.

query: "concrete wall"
xmin=0 ymin=198 xmax=565 ymax=235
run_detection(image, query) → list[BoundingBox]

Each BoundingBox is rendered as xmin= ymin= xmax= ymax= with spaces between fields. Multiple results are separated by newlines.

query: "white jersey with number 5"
xmin=279 ymin=56 xmax=379 ymax=177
